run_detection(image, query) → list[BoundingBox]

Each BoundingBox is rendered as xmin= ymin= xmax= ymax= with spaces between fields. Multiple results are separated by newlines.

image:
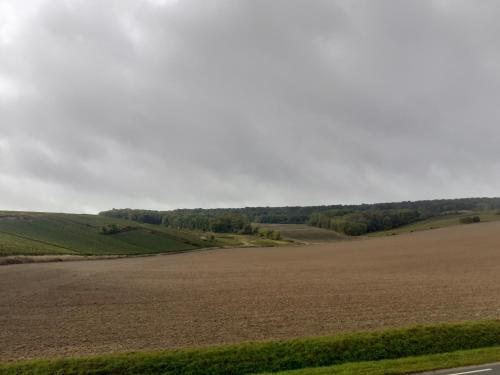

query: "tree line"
xmin=101 ymin=209 xmax=254 ymax=234
xmin=99 ymin=197 xmax=500 ymax=235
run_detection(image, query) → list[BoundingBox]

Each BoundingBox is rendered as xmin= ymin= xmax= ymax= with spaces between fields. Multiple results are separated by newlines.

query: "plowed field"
xmin=1 ymin=222 xmax=500 ymax=361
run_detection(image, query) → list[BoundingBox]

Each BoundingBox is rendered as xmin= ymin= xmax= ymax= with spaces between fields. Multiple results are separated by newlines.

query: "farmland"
xmin=0 ymin=211 xmax=214 ymax=257
xmin=0 ymin=212 xmax=291 ymax=260
xmin=1 ymin=221 xmax=500 ymax=361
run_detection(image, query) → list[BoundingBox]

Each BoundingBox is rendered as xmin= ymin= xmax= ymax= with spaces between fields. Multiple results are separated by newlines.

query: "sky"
xmin=1 ymin=0 xmax=500 ymax=213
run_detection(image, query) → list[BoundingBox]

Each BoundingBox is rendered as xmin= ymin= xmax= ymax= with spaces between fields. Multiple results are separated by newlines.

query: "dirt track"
xmin=1 ymin=222 xmax=500 ymax=361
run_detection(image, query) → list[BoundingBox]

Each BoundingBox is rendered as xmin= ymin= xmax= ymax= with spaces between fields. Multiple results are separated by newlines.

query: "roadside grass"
xmin=2 ymin=321 xmax=500 ymax=375
xmin=367 ymin=211 xmax=500 ymax=237
xmin=259 ymin=346 xmax=500 ymax=375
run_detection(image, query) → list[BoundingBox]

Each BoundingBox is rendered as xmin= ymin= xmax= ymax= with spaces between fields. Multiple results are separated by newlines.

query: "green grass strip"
xmin=259 ymin=346 xmax=500 ymax=374
xmin=1 ymin=321 xmax=500 ymax=375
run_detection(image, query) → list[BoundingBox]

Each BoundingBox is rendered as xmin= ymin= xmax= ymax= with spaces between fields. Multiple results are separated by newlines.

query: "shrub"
xmin=459 ymin=216 xmax=480 ymax=224
xmin=100 ymin=224 xmax=137 ymax=235
xmin=257 ymin=229 xmax=281 ymax=240
xmin=271 ymin=230 xmax=281 ymax=240
xmin=258 ymin=228 xmax=269 ymax=238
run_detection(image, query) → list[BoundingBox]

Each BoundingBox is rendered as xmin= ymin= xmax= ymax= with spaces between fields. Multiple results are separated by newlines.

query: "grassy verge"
xmin=2 ymin=321 xmax=500 ymax=375
xmin=260 ymin=346 xmax=500 ymax=374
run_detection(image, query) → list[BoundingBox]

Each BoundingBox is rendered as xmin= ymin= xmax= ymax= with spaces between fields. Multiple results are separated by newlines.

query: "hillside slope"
xmin=367 ymin=211 xmax=500 ymax=237
xmin=0 ymin=211 xmax=214 ymax=256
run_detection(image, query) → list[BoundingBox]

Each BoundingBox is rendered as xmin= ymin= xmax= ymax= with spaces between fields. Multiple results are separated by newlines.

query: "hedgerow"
xmin=2 ymin=320 xmax=500 ymax=375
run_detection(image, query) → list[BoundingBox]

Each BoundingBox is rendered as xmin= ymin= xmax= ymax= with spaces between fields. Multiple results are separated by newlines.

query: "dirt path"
xmin=1 ymin=222 xmax=500 ymax=361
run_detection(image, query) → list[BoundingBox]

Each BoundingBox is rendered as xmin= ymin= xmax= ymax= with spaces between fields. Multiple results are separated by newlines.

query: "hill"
xmin=0 ymin=211 xmax=214 ymax=257
xmin=100 ymin=197 xmax=500 ymax=235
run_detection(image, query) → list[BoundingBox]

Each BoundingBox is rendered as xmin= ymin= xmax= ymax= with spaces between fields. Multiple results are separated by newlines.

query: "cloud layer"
xmin=1 ymin=0 xmax=500 ymax=213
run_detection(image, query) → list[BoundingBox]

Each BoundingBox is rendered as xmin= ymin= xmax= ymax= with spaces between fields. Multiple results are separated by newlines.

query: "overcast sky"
xmin=1 ymin=0 xmax=500 ymax=213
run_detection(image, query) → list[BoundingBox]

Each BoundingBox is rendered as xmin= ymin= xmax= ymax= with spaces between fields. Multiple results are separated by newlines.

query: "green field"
xmin=0 ymin=211 xmax=293 ymax=257
xmin=0 ymin=211 xmax=214 ymax=256
xmin=367 ymin=211 xmax=500 ymax=237
xmin=2 ymin=321 xmax=500 ymax=375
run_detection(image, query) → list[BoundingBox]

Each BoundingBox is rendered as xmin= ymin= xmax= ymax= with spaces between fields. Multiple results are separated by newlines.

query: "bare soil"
xmin=1 ymin=222 xmax=500 ymax=361
xmin=0 ymin=254 xmax=125 ymax=266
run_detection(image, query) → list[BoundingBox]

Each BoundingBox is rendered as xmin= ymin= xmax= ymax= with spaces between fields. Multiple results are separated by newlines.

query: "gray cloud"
xmin=1 ymin=0 xmax=500 ymax=213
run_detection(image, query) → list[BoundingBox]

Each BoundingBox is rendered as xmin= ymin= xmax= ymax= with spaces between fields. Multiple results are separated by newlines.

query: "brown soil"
xmin=0 ymin=254 xmax=125 ymax=266
xmin=1 ymin=222 xmax=500 ymax=361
